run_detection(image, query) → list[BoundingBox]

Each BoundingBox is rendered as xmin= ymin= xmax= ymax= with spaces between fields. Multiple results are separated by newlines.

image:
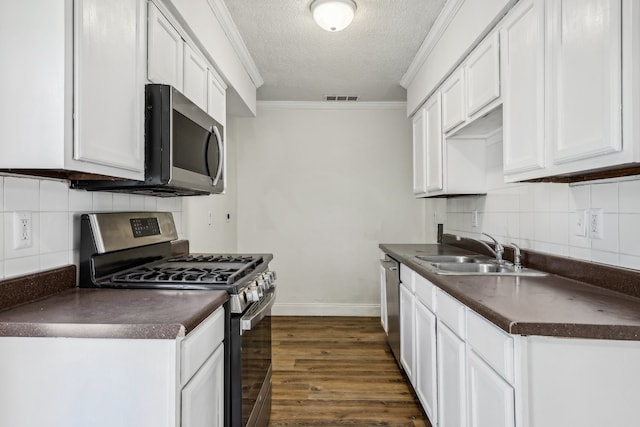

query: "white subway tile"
xmin=40 ymin=251 xmax=70 ymax=271
xmin=519 ymin=212 xmax=535 ymax=243
xmin=40 ymin=180 xmax=69 ymax=212
xmin=4 ymin=177 xmax=39 ymax=211
xmin=519 ymin=185 xmax=535 ymax=213
xmin=618 ymin=179 xmax=640 ymax=213
xmin=69 ymin=213 xmax=82 ymax=253
xmin=4 ymin=212 xmax=40 ymax=259
xmin=569 ymin=184 xmax=590 ymax=211
xmin=0 ymin=176 xmax=3 ymax=211
xmin=591 ymin=250 xmax=620 ymax=267
xmin=591 ymin=214 xmax=619 ymax=253
xmin=4 ymin=256 xmax=39 ymax=278
xmin=92 ymin=193 xmax=113 ymax=211
xmin=0 ymin=261 xmax=3 ymax=279
xmin=533 ymin=184 xmax=552 ymax=212
xmin=40 ymin=212 xmax=69 ymax=253
xmin=591 ymin=182 xmax=618 ymax=213
xmin=619 ymin=214 xmax=640 ymax=257
xmin=506 ymin=212 xmax=520 ymax=241
xmin=619 ymin=254 xmax=640 ymax=272
xmin=548 ymin=213 xmax=569 ymax=245
xmin=533 ymin=212 xmax=551 ymax=243
xmin=157 ymin=197 xmax=178 ymax=212
xmin=569 ymin=246 xmax=591 ymax=262
xmin=69 ymin=189 xmax=93 ymax=212
xmin=113 ymin=194 xmax=131 ymax=211
xmin=547 ymin=183 xmax=569 ymax=212
xmin=0 ymin=213 xmax=3 ymax=259
xmin=130 ymin=195 xmax=146 ymax=210
xmin=144 ymin=196 xmax=158 ymax=211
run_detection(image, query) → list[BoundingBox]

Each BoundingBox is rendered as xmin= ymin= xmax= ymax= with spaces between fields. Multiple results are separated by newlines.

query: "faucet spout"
xmin=481 ymin=233 xmax=505 ymax=263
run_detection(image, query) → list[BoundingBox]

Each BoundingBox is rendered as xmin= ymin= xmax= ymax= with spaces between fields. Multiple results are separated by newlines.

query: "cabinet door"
xmin=183 ymin=43 xmax=209 ymax=112
xmin=467 ymin=351 xmax=515 ymax=427
xmin=147 ymin=2 xmax=184 ymax=90
xmin=412 ymin=108 xmax=428 ymax=196
xmin=415 ymin=301 xmax=438 ymax=425
xmin=437 ymin=321 xmax=466 ymax=427
xmin=182 ymin=344 xmax=225 ymax=427
xmin=207 ymin=70 xmax=227 ymax=125
xmin=442 ymin=69 xmax=466 ymax=133
xmin=465 ymin=32 xmax=501 ymax=116
xmin=424 ymin=93 xmax=444 ymax=194
xmin=73 ymin=0 xmax=145 ymax=175
xmin=399 ymin=282 xmax=415 ymax=384
xmin=380 ymin=265 xmax=388 ymax=333
xmin=501 ymin=0 xmax=546 ymax=175
xmin=547 ymin=0 xmax=622 ymax=164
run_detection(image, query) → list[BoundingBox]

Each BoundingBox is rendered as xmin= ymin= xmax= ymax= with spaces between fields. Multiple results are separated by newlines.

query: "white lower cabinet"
xmin=0 ymin=307 xmax=225 ymax=427
xmin=414 ymin=300 xmax=438 ymax=424
xmin=400 ymin=281 xmax=415 ymax=383
xmin=467 ymin=351 xmax=515 ymax=427
xmin=437 ymin=320 xmax=467 ymax=427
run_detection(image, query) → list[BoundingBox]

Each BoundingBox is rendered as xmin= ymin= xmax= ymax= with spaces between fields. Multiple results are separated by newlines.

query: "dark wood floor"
xmin=269 ymin=316 xmax=430 ymax=427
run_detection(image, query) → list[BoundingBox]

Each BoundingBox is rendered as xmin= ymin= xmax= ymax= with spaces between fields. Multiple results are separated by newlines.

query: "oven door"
xmin=230 ymin=290 xmax=275 ymax=427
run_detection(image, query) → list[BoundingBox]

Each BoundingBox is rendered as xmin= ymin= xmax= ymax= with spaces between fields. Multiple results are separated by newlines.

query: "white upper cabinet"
xmin=424 ymin=93 xmax=444 ymax=194
xmin=412 ymin=108 xmax=428 ymax=196
xmin=0 ymin=0 xmax=145 ymax=180
xmin=465 ymin=32 xmax=501 ymax=117
xmin=147 ymin=2 xmax=184 ymax=90
xmin=501 ymin=0 xmax=546 ymax=176
xmin=502 ymin=0 xmax=640 ymax=182
xmin=547 ymin=0 xmax=622 ymax=164
xmin=183 ymin=43 xmax=209 ymax=112
xmin=74 ymin=0 xmax=145 ymax=174
xmin=207 ymin=68 xmax=227 ymax=125
xmin=442 ymin=69 xmax=466 ymax=133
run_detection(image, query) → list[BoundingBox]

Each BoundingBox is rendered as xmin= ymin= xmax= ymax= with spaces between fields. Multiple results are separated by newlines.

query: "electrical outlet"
xmin=575 ymin=209 xmax=587 ymax=237
xmin=471 ymin=210 xmax=478 ymax=227
xmin=590 ymin=208 xmax=604 ymax=239
xmin=13 ymin=212 xmax=32 ymax=249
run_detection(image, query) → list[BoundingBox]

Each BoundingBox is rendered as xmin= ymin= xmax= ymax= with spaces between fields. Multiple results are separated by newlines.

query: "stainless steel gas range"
xmin=78 ymin=211 xmax=276 ymax=427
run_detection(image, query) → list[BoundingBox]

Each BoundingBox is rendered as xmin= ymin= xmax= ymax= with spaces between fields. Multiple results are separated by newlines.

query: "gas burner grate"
xmin=112 ymin=266 xmax=238 ymax=284
xmin=168 ymin=254 xmax=260 ymax=264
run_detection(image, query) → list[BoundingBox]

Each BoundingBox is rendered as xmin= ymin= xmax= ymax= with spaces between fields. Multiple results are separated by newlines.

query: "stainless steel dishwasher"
xmin=381 ymin=255 xmax=401 ymax=365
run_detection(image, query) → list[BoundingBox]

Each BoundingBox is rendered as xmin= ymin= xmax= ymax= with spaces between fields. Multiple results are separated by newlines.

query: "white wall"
xmin=232 ymin=104 xmax=428 ymax=316
xmin=443 ymin=139 xmax=640 ymax=271
xmin=183 ymin=125 xmax=238 ymax=253
xmin=0 ymin=175 xmax=184 ymax=280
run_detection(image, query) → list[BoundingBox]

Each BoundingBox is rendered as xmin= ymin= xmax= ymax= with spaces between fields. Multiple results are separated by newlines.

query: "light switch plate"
xmin=471 ymin=210 xmax=478 ymax=227
xmin=575 ymin=210 xmax=587 ymax=237
xmin=13 ymin=212 xmax=33 ymax=249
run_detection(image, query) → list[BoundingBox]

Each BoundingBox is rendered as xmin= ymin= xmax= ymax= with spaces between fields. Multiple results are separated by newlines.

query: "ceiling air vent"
xmin=325 ymin=95 xmax=358 ymax=101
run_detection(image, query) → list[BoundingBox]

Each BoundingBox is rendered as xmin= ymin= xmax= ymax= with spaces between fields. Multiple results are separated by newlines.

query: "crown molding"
xmin=400 ymin=0 xmax=466 ymax=88
xmin=207 ymin=0 xmax=264 ymax=88
xmin=257 ymin=101 xmax=407 ymax=110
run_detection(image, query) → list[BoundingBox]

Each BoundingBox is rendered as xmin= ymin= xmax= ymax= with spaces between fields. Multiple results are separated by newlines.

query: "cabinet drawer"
xmin=414 ymin=274 xmax=436 ymax=311
xmin=467 ymin=310 xmax=514 ymax=383
xmin=436 ymin=290 xmax=466 ymax=339
xmin=181 ymin=306 xmax=225 ymax=384
xmin=400 ymin=264 xmax=415 ymax=293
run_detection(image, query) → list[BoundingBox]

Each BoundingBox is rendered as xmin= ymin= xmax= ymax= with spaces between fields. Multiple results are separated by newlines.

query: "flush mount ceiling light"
xmin=310 ymin=0 xmax=357 ymax=32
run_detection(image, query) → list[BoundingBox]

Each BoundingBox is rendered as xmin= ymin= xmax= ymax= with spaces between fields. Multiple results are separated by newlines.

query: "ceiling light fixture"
xmin=310 ymin=0 xmax=357 ymax=32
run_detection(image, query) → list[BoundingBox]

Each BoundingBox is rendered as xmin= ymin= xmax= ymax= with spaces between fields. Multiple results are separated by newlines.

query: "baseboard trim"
xmin=272 ymin=303 xmax=380 ymax=317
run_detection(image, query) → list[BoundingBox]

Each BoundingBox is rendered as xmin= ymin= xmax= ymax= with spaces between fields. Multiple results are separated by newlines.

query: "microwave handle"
xmin=212 ymin=125 xmax=224 ymax=187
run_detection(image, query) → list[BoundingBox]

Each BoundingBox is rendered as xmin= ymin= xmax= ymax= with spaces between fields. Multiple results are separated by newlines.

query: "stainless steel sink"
xmin=415 ymin=255 xmax=484 ymax=263
xmin=415 ymin=255 xmax=547 ymax=277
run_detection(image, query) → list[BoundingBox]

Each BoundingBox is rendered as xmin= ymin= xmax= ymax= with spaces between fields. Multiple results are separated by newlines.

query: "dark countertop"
xmin=381 ymin=243 xmax=640 ymax=341
xmin=0 ymin=287 xmax=228 ymax=339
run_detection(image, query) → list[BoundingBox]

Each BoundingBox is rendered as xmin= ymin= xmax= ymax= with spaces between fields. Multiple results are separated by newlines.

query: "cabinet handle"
xmin=212 ymin=125 xmax=224 ymax=186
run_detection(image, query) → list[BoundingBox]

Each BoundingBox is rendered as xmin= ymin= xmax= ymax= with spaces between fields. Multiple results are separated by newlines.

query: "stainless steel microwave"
xmin=72 ymin=84 xmax=224 ymax=196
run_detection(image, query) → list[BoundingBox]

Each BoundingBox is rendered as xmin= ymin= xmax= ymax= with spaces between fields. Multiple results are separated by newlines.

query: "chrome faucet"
xmin=481 ymin=233 xmax=504 ymax=263
xmin=511 ymin=243 xmax=522 ymax=271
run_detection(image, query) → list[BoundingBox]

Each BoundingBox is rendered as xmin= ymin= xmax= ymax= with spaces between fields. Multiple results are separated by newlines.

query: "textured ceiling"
xmin=224 ymin=0 xmax=446 ymax=102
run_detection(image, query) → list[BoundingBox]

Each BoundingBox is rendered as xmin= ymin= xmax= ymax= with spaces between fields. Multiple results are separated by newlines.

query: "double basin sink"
xmin=415 ymin=255 xmax=547 ymax=277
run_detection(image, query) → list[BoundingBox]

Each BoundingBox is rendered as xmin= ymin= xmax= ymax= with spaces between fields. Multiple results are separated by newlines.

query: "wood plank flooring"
xmin=269 ymin=316 xmax=430 ymax=427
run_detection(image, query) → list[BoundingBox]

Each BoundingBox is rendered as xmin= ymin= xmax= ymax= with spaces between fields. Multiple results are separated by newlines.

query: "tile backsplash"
xmin=0 ymin=175 xmax=183 ymax=279
xmin=443 ymin=141 xmax=640 ymax=271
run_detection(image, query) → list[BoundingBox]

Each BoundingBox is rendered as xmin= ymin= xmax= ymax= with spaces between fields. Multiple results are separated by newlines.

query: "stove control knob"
xmin=247 ymin=286 xmax=260 ymax=303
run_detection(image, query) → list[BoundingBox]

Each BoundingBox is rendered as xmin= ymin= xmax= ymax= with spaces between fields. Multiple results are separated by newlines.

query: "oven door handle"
xmin=241 ymin=291 xmax=276 ymax=334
